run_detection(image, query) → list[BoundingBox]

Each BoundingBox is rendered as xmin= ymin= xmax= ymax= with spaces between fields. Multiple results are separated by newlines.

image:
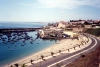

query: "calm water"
xmin=0 ymin=21 xmax=47 ymax=28
xmin=0 ymin=22 xmax=56 ymax=66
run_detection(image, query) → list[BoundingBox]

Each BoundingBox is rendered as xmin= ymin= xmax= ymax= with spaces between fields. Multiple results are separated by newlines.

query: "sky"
xmin=0 ymin=0 xmax=100 ymax=22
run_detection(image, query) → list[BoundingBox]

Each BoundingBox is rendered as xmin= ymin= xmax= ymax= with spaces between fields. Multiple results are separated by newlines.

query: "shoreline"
xmin=3 ymin=39 xmax=81 ymax=67
xmin=2 ymin=40 xmax=61 ymax=67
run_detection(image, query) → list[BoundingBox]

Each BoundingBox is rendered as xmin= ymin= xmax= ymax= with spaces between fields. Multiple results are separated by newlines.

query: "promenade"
xmin=6 ymin=34 xmax=91 ymax=67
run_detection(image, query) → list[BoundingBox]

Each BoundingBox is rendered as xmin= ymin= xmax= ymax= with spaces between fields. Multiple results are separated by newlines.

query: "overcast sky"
xmin=0 ymin=0 xmax=100 ymax=22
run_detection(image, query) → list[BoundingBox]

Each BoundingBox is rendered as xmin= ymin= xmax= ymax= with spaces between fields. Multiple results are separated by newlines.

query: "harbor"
xmin=0 ymin=0 xmax=100 ymax=66
xmin=0 ymin=31 xmax=57 ymax=66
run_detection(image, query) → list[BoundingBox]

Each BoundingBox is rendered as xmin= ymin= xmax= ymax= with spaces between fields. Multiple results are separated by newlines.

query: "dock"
xmin=0 ymin=28 xmax=41 ymax=33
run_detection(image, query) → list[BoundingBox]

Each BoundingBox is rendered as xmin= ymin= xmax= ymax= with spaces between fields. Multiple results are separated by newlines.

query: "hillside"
xmin=83 ymin=28 xmax=100 ymax=36
xmin=65 ymin=44 xmax=100 ymax=67
xmin=65 ymin=28 xmax=100 ymax=67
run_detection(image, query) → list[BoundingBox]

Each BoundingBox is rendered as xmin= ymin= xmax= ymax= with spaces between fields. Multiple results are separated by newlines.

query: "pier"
xmin=0 ymin=28 xmax=41 ymax=33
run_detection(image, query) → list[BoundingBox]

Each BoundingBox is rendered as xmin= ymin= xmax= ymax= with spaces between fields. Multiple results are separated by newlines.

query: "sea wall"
xmin=0 ymin=28 xmax=41 ymax=33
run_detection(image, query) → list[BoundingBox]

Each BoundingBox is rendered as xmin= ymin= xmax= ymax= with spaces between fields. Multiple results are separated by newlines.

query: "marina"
xmin=0 ymin=31 xmax=57 ymax=66
xmin=0 ymin=22 xmax=54 ymax=66
xmin=0 ymin=0 xmax=100 ymax=66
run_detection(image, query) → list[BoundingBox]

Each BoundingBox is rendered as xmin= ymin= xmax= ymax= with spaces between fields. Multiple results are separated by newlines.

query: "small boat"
xmin=9 ymin=49 xmax=13 ymax=51
xmin=8 ymin=47 xmax=10 ymax=48
xmin=21 ymin=44 xmax=24 ymax=46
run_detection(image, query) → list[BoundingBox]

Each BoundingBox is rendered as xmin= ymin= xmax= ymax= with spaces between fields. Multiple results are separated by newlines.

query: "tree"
xmin=79 ymin=45 xmax=81 ymax=48
xmin=10 ymin=65 xmax=13 ymax=67
xmin=51 ymin=52 xmax=54 ymax=56
xmin=67 ymin=49 xmax=70 ymax=52
xmin=41 ymin=55 xmax=44 ymax=59
xmin=30 ymin=59 xmax=34 ymax=64
xmin=14 ymin=63 xmax=19 ymax=67
xmin=74 ymin=47 xmax=75 ymax=50
xmin=21 ymin=64 xmax=26 ymax=67
xmin=58 ymin=50 xmax=61 ymax=53
xmin=84 ymin=21 xmax=90 ymax=25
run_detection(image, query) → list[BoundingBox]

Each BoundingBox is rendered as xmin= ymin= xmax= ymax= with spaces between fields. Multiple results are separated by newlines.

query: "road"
xmin=29 ymin=34 xmax=100 ymax=67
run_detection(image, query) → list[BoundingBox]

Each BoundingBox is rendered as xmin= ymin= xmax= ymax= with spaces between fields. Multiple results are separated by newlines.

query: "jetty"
xmin=0 ymin=28 xmax=41 ymax=33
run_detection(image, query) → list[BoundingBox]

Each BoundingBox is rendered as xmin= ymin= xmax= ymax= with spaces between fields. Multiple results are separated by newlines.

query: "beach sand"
xmin=4 ymin=35 xmax=88 ymax=67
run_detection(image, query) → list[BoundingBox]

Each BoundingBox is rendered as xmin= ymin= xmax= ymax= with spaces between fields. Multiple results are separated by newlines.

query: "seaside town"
xmin=0 ymin=19 xmax=100 ymax=67
xmin=38 ymin=19 xmax=100 ymax=39
xmin=1 ymin=0 xmax=100 ymax=67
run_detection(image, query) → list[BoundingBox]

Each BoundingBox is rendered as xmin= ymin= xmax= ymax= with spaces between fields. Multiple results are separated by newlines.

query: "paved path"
xmin=28 ymin=34 xmax=100 ymax=67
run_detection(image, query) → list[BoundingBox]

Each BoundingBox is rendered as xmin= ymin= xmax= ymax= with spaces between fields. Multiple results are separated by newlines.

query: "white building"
xmin=57 ymin=22 xmax=66 ymax=28
xmin=38 ymin=29 xmax=52 ymax=38
xmin=38 ymin=29 xmax=63 ymax=38
xmin=63 ymin=31 xmax=79 ymax=38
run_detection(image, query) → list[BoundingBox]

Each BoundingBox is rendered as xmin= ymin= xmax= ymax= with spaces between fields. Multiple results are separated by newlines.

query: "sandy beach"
xmin=4 ymin=35 xmax=88 ymax=67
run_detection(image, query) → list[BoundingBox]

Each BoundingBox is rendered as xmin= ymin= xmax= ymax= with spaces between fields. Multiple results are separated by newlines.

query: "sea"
xmin=0 ymin=22 xmax=56 ymax=66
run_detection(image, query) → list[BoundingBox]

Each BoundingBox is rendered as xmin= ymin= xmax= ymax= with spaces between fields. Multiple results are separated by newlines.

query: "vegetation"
xmin=51 ymin=52 xmax=54 ymax=56
xmin=83 ymin=28 xmax=100 ymax=36
xmin=41 ymin=54 xmax=44 ymax=59
xmin=84 ymin=21 xmax=91 ymax=25
xmin=65 ymin=45 xmax=100 ymax=67
xmin=67 ymin=28 xmax=100 ymax=67
xmin=58 ymin=50 xmax=61 ymax=53
xmin=30 ymin=59 xmax=34 ymax=64
xmin=40 ymin=54 xmax=46 ymax=61
xmin=14 ymin=63 xmax=19 ymax=67
xmin=10 ymin=65 xmax=13 ymax=67
xmin=21 ymin=64 xmax=26 ymax=67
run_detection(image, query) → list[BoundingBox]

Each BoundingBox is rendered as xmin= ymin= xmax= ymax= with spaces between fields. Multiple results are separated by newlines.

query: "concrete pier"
xmin=0 ymin=28 xmax=41 ymax=33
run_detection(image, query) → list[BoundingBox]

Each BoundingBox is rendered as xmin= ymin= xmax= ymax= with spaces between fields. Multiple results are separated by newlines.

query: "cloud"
xmin=33 ymin=0 xmax=100 ymax=9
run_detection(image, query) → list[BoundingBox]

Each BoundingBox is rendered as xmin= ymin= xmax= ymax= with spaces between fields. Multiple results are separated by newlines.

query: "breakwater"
xmin=0 ymin=28 xmax=41 ymax=33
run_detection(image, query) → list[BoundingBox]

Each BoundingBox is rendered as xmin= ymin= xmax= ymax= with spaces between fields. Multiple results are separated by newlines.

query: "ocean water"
xmin=0 ymin=22 xmax=56 ymax=66
xmin=0 ymin=21 xmax=47 ymax=28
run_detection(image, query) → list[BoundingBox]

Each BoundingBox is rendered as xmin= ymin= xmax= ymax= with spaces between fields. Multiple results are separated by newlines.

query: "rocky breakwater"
xmin=0 ymin=28 xmax=41 ymax=33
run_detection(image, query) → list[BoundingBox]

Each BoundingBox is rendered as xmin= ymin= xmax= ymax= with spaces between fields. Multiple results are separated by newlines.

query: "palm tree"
xmin=58 ymin=50 xmax=61 ymax=53
xmin=74 ymin=47 xmax=75 ymax=50
xmin=30 ymin=59 xmax=34 ymax=64
xmin=21 ymin=64 xmax=26 ymax=67
xmin=14 ymin=63 xmax=19 ymax=67
xmin=41 ymin=55 xmax=44 ymax=59
xmin=51 ymin=52 xmax=54 ymax=56
xmin=67 ymin=49 xmax=69 ymax=52
xmin=10 ymin=65 xmax=13 ymax=67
